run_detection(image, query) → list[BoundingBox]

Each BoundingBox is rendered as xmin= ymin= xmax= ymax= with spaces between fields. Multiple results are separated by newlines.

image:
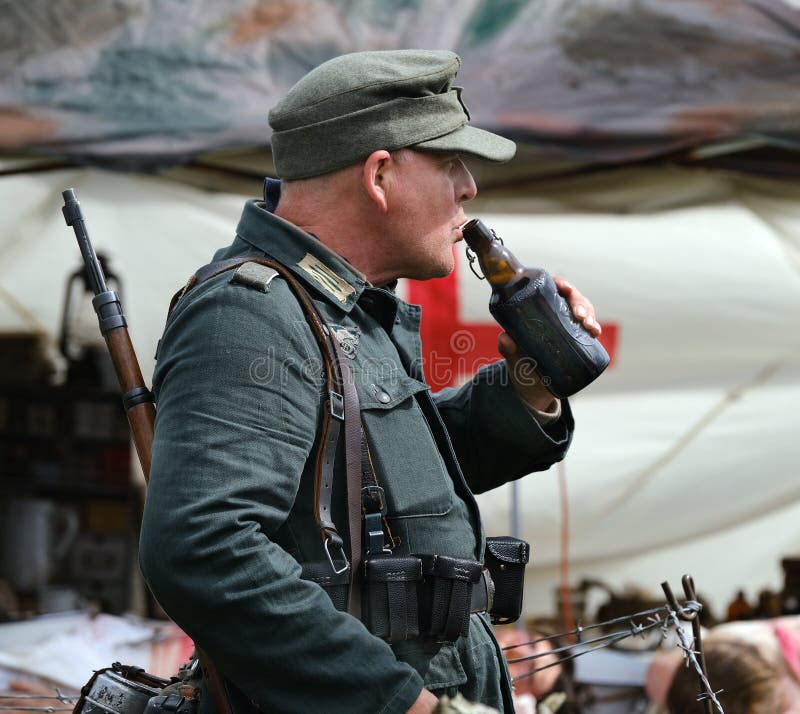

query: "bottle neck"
xmin=463 ymin=220 xmax=525 ymax=286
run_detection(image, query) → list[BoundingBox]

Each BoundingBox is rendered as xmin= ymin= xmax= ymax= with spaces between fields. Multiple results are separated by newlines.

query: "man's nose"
xmin=457 ymin=160 xmax=478 ymax=203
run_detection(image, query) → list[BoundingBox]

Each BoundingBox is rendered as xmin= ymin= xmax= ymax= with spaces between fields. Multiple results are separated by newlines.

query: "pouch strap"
xmin=360 ymin=430 xmax=396 ymax=556
xmin=330 ymin=335 xmax=362 ymax=616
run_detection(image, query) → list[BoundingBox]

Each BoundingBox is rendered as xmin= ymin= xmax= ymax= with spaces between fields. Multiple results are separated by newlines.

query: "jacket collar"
xmin=234 ymin=179 xmax=368 ymax=312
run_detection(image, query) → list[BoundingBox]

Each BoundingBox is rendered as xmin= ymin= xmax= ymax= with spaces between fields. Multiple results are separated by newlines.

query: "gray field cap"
xmin=268 ymin=49 xmax=516 ymax=179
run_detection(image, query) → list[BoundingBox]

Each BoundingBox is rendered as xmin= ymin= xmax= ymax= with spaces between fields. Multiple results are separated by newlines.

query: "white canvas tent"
xmin=2 ymin=163 xmax=798 ymax=618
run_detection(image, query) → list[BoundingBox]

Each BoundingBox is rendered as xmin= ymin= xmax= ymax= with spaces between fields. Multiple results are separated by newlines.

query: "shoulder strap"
xmin=170 ymin=257 xmax=363 ymax=615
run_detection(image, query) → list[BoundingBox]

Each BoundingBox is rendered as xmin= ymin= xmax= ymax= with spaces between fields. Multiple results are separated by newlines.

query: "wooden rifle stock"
xmin=105 ymin=328 xmax=155 ymax=480
xmin=61 ymin=189 xmax=231 ymax=714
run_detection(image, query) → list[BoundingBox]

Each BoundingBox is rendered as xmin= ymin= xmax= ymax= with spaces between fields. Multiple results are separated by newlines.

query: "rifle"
xmin=61 ymin=188 xmax=231 ymax=714
xmin=61 ymin=188 xmax=155 ymax=479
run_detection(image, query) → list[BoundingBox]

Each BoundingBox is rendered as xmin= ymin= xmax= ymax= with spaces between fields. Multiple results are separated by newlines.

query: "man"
xmin=139 ymin=50 xmax=600 ymax=714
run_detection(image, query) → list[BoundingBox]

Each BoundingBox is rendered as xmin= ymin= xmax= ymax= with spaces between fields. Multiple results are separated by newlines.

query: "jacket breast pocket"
xmin=358 ymin=372 xmax=455 ymax=519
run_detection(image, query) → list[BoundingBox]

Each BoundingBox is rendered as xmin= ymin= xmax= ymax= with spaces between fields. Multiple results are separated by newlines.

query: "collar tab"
xmin=235 ymin=197 xmax=365 ymax=312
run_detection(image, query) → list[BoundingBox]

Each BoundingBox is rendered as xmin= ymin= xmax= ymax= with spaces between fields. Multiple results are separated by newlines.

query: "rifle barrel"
xmin=62 ymin=188 xmax=108 ymax=295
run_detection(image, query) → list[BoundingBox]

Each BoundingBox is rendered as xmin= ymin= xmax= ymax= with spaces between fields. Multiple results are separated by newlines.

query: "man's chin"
xmin=402 ymin=251 xmax=456 ymax=281
xmin=417 ymin=262 xmax=454 ymax=281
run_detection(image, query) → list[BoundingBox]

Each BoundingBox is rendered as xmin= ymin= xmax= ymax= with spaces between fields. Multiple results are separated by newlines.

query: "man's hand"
xmin=498 ymin=333 xmax=556 ymax=411
xmin=407 ymin=688 xmax=439 ymax=713
xmin=498 ymin=276 xmax=600 ymax=412
xmin=553 ymin=275 xmax=601 ymax=337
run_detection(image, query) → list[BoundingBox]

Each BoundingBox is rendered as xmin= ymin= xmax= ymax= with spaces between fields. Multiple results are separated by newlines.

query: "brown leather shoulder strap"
xmin=171 ymin=257 xmax=362 ymax=611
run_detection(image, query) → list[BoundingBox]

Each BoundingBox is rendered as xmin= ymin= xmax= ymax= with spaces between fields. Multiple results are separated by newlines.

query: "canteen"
xmin=0 ymin=497 xmax=79 ymax=590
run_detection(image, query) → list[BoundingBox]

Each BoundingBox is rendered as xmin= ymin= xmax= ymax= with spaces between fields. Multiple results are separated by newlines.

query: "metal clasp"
xmin=328 ymin=390 xmax=344 ymax=421
xmin=465 ymin=247 xmax=485 ymax=280
xmin=324 ymin=534 xmax=350 ymax=575
xmin=362 ymin=486 xmax=389 ymax=555
xmin=363 ymin=512 xmax=389 ymax=556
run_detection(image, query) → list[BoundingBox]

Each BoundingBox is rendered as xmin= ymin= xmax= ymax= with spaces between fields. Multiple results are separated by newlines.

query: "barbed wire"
xmin=0 ymin=593 xmax=724 ymax=711
xmin=501 ymin=603 xmax=672 ymax=652
xmin=0 ymin=687 xmax=78 ymax=713
xmin=502 ymin=597 xmax=725 ymax=713
xmin=508 ymin=608 xmax=671 ymax=682
xmin=0 ymin=697 xmax=73 ymax=712
xmin=668 ymin=607 xmax=725 ymax=713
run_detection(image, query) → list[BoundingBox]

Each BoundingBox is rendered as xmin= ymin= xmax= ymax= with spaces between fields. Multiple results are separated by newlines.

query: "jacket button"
xmin=369 ymin=383 xmax=391 ymax=403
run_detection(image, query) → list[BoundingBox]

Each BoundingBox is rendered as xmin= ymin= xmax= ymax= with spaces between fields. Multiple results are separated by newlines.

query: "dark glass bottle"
xmin=461 ymin=218 xmax=609 ymax=398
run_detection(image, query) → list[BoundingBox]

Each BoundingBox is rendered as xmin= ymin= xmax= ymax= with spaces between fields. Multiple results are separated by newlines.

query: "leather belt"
xmin=470 ymin=569 xmax=495 ymax=614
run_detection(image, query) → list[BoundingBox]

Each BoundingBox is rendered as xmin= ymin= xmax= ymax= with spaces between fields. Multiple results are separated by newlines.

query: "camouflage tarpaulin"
xmin=1 ymin=0 xmax=799 ymax=170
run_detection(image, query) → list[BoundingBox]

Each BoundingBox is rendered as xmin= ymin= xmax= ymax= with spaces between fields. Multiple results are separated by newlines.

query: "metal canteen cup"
xmin=0 ymin=498 xmax=79 ymax=590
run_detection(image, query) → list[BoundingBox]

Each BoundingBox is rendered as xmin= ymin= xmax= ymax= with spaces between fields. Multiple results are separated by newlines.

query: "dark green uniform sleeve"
xmin=139 ymin=277 xmax=423 ymax=714
xmin=432 ymin=361 xmax=574 ymax=495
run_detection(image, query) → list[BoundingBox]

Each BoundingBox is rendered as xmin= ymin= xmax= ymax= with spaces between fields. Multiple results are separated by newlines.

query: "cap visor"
xmin=414 ymin=125 xmax=516 ymax=163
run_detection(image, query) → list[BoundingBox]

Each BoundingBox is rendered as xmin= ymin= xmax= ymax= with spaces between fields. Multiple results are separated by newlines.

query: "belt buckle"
xmin=361 ymin=485 xmax=387 ymax=515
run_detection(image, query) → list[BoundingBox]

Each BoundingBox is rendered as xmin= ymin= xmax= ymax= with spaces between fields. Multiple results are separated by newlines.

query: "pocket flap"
xmin=356 ymin=371 xmax=428 ymax=410
xmin=365 ymin=555 xmax=423 ymax=583
xmin=485 ymin=537 xmax=530 ymax=565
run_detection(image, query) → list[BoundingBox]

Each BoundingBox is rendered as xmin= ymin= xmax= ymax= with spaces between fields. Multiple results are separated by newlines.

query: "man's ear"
xmin=362 ymin=150 xmax=392 ymax=213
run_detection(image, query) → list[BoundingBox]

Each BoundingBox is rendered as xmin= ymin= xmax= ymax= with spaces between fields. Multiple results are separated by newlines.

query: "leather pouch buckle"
xmin=363 ymin=555 xmax=422 ymax=642
xmin=361 ymin=485 xmax=387 ymax=515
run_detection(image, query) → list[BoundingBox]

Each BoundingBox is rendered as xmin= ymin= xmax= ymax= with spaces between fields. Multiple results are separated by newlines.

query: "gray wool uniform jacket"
xmin=139 ymin=181 xmax=574 ymax=714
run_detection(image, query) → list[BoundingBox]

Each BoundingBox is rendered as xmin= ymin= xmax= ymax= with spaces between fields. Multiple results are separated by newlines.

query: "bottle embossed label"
xmin=461 ymin=218 xmax=609 ymax=398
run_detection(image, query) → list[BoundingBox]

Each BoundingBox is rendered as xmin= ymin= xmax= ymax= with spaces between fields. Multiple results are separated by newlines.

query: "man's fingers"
xmin=553 ymin=274 xmax=601 ymax=336
xmin=553 ymin=275 xmax=573 ymax=294
xmin=497 ymin=331 xmax=519 ymax=361
xmin=498 ymin=333 xmax=540 ymax=386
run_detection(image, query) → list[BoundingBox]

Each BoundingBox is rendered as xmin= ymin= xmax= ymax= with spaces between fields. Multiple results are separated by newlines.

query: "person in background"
xmin=646 ymin=616 xmax=800 ymax=713
xmin=495 ymin=628 xmax=563 ymax=713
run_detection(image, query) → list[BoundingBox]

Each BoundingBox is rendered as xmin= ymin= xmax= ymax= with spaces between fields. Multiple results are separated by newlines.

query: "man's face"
xmin=383 ymin=149 xmax=477 ymax=281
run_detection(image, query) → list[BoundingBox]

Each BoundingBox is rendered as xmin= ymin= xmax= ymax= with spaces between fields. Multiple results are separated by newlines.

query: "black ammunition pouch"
xmin=484 ymin=536 xmax=530 ymax=624
xmin=360 ymin=553 xmax=488 ymax=644
xmin=307 ymin=537 xmax=529 ymax=641
xmin=417 ymin=554 xmax=484 ymax=642
xmin=301 ymin=561 xmax=351 ymax=613
xmin=362 ymin=555 xmax=423 ymax=642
